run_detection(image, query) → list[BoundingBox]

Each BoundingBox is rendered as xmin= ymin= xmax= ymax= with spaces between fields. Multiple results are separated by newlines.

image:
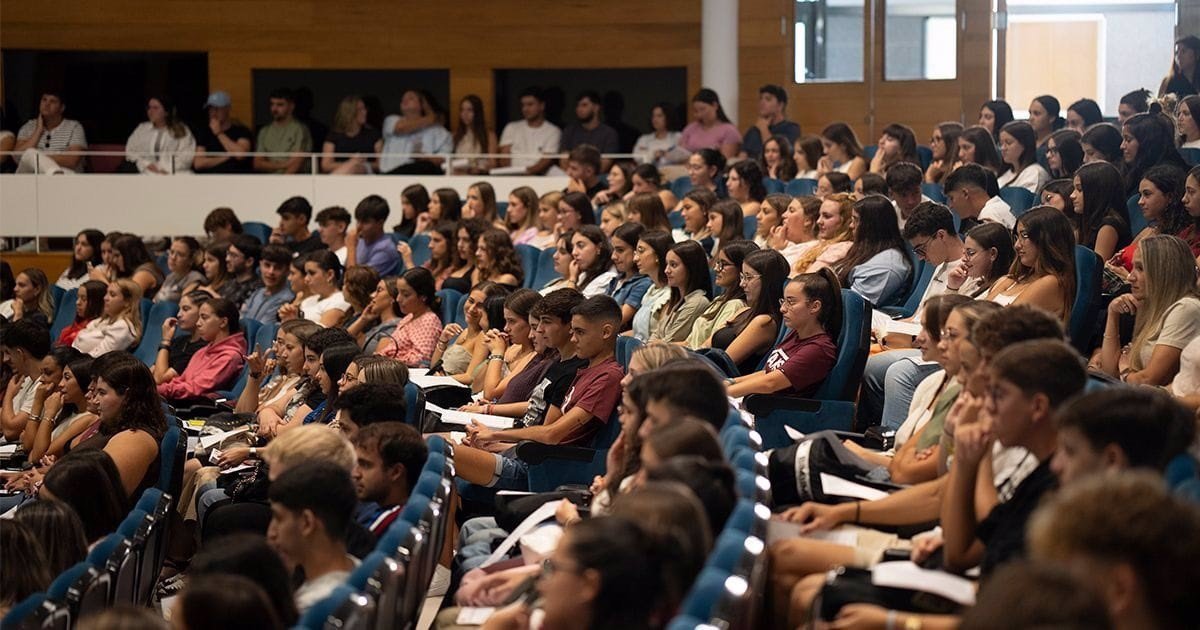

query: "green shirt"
xmin=916 ymin=379 xmax=962 ymax=451
xmin=256 ymin=119 xmax=312 ymax=172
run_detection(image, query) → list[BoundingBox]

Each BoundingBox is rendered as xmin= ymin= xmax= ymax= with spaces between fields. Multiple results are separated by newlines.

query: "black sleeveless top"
xmin=442 ymin=268 xmax=474 ymax=295
xmin=711 ymin=323 xmax=770 ymax=377
xmin=76 ymin=429 xmax=162 ymax=502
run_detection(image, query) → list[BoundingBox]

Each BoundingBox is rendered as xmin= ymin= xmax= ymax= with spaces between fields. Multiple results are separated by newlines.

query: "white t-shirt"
xmin=911 ymin=260 xmax=963 ymax=320
xmin=980 ymin=196 xmax=1015 ymax=230
xmin=498 ymin=120 xmax=562 ymax=169
xmin=333 ymin=246 xmax=348 ymax=267
xmin=633 ymin=131 xmax=681 ymax=164
xmin=300 ymin=291 xmax=351 ymax=324
xmin=294 ymin=556 xmax=360 ymax=614
xmin=997 ymin=164 xmax=1050 ymax=194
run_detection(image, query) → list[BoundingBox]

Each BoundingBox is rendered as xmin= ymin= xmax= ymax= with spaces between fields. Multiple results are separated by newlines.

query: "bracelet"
xmin=28 ymin=413 xmax=41 ymax=422
xmin=159 ymin=344 xmax=171 ymax=351
xmin=249 ymin=447 xmax=258 ymax=457
xmin=488 ymin=354 xmax=505 ymax=362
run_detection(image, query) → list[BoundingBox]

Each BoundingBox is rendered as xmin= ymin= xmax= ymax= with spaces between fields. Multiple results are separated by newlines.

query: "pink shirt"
xmin=158 ymin=332 xmax=247 ymax=400
xmin=679 ymin=121 xmax=742 ymax=153
xmin=375 ymin=311 xmax=443 ymax=367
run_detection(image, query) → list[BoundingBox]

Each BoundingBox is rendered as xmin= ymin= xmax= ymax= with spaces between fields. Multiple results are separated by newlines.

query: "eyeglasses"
xmin=779 ymin=297 xmax=805 ymax=308
xmin=962 ymin=247 xmax=979 ymax=260
xmin=542 ymin=557 xmax=578 ymax=577
xmin=910 ymin=237 xmax=933 ymax=257
xmin=739 ymin=272 xmax=761 ymax=282
xmin=713 ymin=259 xmax=733 ymax=271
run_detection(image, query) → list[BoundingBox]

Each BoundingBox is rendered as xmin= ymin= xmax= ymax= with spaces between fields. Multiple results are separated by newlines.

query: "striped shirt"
xmin=17 ymin=118 xmax=89 ymax=152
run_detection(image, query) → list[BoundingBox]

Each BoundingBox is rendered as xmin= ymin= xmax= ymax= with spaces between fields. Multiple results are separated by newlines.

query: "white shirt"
xmin=294 ymin=556 xmax=360 ymax=614
xmin=997 ymin=163 xmax=1050 ymax=194
xmin=980 ymin=196 xmax=1015 ymax=230
xmin=124 ymin=122 xmax=196 ymax=173
xmin=893 ymin=194 xmax=934 ymax=230
xmin=300 ymin=291 xmax=351 ymax=324
xmin=55 ymin=268 xmax=87 ymax=291
xmin=380 ymin=118 xmax=452 ymax=173
xmin=633 ymin=131 xmax=681 ymax=164
xmin=72 ymin=318 xmax=137 ymax=357
xmin=911 ymin=259 xmax=963 ymax=320
xmin=579 ymin=269 xmax=619 ymax=299
xmin=498 ymin=119 xmax=562 ymax=169
xmin=333 ymin=246 xmax=348 ymax=267
xmin=1182 ymin=139 xmax=1200 ymax=149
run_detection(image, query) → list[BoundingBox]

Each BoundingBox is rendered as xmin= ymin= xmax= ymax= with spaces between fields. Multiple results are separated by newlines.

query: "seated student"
xmin=651 ymin=240 xmax=712 ymax=342
xmin=996 ymin=121 xmax=1052 ymax=193
xmin=945 ymin=222 xmax=1015 ymax=298
xmin=203 ymin=206 xmax=243 ymax=244
xmin=430 ymin=281 xmax=508 ymax=382
xmin=605 ymin=222 xmax=652 ymax=329
xmin=442 ymin=218 xmax=490 ymax=294
xmin=220 ymin=233 xmax=264 ymax=308
xmin=983 ymin=206 xmax=1076 ymax=321
xmin=761 ymin=135 xmax=800 ymax=183
xmin=628 ymin=164 xmax=680 ymax=215
xmin=727 ymin=268 xmax=840 ymax=398
xmin=55 ymin=280 xmax=106 ymax=348
xmin=699 ymin=249 xmax=789 ymax=375
xmin=1110 ymin=164 xmax=1190 ymax=276
xmin=14 ymin=500 xmax=89 ymax=577
xmin=373 ymin=268 xmax=442 ymax=366
xmin=279 ymin=250 xmax=350 ymax=328
xmin=706 ymin=199 xmax=746 ymax=256
xmin=668 ymin=88 xmax=742 ymax=161
xmin=816 ymin=122 xmax=869 ymax=182
xmin=1179 ymin=165 xmax=1200 ymax=258
xmin=869 ymin=123 xmax=919 ymax=175
xmin=944 ymin=163 xmax=1015 ymax=232
xmin=861 ymin=202 xmax=966 ymax=424
xmin=173 ymin=575 xmax=282 ymax=630
xmin=156 ymin=237 xmax=205 ymax=304
xmin=350 ymin=422 xmax=428 ymax=537
xmin=1097 ymin=235 xmax=1200 ymax=385
xmin=816 ymin=171 xmax=852 ymax=200
xmin=40 ymin=449 xmax=128 ymax=544
xmin=794 ymin=193 xmax=854 ymax=274
xmin=463 ymin=181 xmax=500 ymax=225
xmin=627 ymin=230 xmax=672 ymax=341
xmin=74 ymin=356 xmax=166 ymax=499
xmin=886 ymin=161 xmax=930 ymax=229
xmin=340 ymin=266 xmax=381 ymax=330
xmin=524 ymin=190 xmax=560 ymax=249
xmin=598 ymin=200 xmax=627 ymax=238
xmin=22 ymin=350 xmax=98 ymax=462
xmin=314 ymin=205 xmax=351 ymax=267
xmin=685 ymin=240 xmax=752 ymax=347
xmin=108 ymin=234 xmax=164 ymax=299
xmin=347 ymin=275 xmax=401 ymax=353
xmin=186 ymin=242 xmax=229 ymax=297
xmin=474 ymin=229 xmax=524 ymax=288
xmin=1 ymin=268 xmax=53 ymax=327
xmin=379 ymin=89 xmax=451 ymax=175
xmin=504 ymin=186 xmax=541 ymax=245
xmin=0 ymin=521 xmax=52 ymax=617
xmin=555 ymin=192 xmax=596 ymax=236
xmin=157 ymin=298 xmax=247 ymax=402
xmin=331 ymin=382 xmax=408 ymax=438
xmin=240 ymin=244 xmax=295 ymax=324
xmin=152 ymin=291 xmax=210 ymax=385
xmin=1 ymin=320 xmax=50 ymax=441
xmin=1046 ymin=128 xmax=1083 ymax=179
xmin=186 ymin=534 xmax=298 ymax=627
xmin=72 ymin=279 xmax=143 ymax=357
xmin=471 ymin=289 xmax=540 ymax=401
xmin=55 ymin=229 xmax=104 ymax=292
xmin=1040 ymin=178 xmax=1074 ymax=212
xmin=925 ymin=122 xmax=963 ymax=185
xmin=266 ymin=461 xmax=360 ymax=614
xmin=563 ymin=144 xmax=607 ymax=199
xmin=565 ymin=225 xmax=618 ymax=298
xmin=741 ymin=84 xmax=801 ymax=159
xmin=726 ymin=161 xmax=767 ymax=222
xmin=320 ymin=95 xmax=381 ymax=175
xmin=454 ymin=296 xmax=623 ymax=491
xmin=1028 ymin=474 xmax=1200 ymax=630
xmin=753 ymin=193 xmax=787 ymax=249
xmin=302 ymin=341 xmax=358 ymax=427
xmin=768 ymin=195 xmax=820 ymax=267
xmin=345 ymin=194 xmax=402 ymax=277
xmin=793 ymin=135 xmax=824 ymax=180
xmin=836 ymin=195 xmax=912 ymax=308
xmin=676 ymin=188 xmax=717 ymax=251
xmin=854 ymin=172 xmax=887 ymax=197
xmin=1070 ymin=161 xmax=1133 ymax=261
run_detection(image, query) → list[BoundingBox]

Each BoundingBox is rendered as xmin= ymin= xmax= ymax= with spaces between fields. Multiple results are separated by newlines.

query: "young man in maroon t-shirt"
xmin=456 ymin=295 xmax=623 ymax=489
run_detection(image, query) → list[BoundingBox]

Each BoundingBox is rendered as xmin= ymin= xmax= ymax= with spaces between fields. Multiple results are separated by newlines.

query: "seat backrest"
xmin=723 ymin=498 xmax=758 ymax=535
xmin=515 ymin=244 xmax=541 ymax=289
xmin=1070 ymin=245 xmax=1103 ymax=354
xmin=435 ymin=289 xmax=463 ymax=326
xmin=49 ymin=288 xmax=79 ymax=342
xmin=895 ymin=259 xmax=933 ymax=318
xmin=158 ymin=418 xmax=185 ymax=498
xmin=763 ymin=178 xmax=785 ymax=194
xmin=133 ymin=300 xmax=180 ymax=366
xmin=670 ymin=175 xmax=694 ymax=199
xmin=409 ymin=234 xmax=433 ymax=268
xmin=398 ymin=494 xmax=432 ymax=529
xmin=1180 ymin=147 xmax=1200 ymax=166
xmin=998 ymin=187 xmax=1036 ymax=217
xmin=533 ymin=247 xmax=560 ymax=290
xmin=720 ymin=424 xmax=752 ymax=457
xmin=296 ymin=584 xmax=359 ymax=630
xmin=1 ymin=593 xmax=48 ymax=629
xmin=813 ymin=290 xmax=871 ymax=402
xmin=615 ymin=335 xmax=643 ymax=370
xmin=785 ymin=178 xmax=818 ymax=196
xmin=374 ymin=518 xmax=416 ymax=558
xmin=397 ymin=524 xmax=430 ymax=626
xmin=242 ymin=222 xmax=272 ymax=244
xmin=46 ymin=562 xmax=99 ymax=626
xmin=413 ymin=471 xmax=440 ymax=500
xmin=1126 ymin=193 xmax=1148 ymax=236
xmin=680 ymin=567 xmax=729 ymax=621
xmin=404 ymin=381 xmax=423 ymax=427
xmin=87 ymin=534 xmax=135 ymax=607
xmin=50 ymin=285 xmax=65 ymax=314
xmin=917 ymin=145 xmax=934 ymax=170
xmin=742 ymin=214 xmax=758 ymax=240
xmin=921 ymin=182 xmax=946 ymax=203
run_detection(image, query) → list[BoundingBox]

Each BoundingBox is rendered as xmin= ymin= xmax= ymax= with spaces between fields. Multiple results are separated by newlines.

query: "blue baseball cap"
xmin=204 ymin=91 xmax=232 ymax=108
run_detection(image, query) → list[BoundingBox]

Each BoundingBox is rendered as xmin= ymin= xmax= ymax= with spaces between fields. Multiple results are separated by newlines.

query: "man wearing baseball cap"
xmin=740 ymin=84 xmax=801 ymax=160
xmin=193 ymin=90 xmax=254 ymax=173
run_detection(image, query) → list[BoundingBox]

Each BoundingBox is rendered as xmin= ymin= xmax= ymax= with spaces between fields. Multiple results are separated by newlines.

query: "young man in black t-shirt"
xmin=193 ymin=91 xmax=254 ymax=174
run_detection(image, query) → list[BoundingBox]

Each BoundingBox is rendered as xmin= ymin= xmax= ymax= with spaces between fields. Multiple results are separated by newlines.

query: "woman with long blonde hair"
xmin=794 ymin=193 xmax=854 ymax=274
xmin=1098 ymin=234 xmax=1200 ymax=385
xmin=72 ymin=279 xmax=143 ymax=356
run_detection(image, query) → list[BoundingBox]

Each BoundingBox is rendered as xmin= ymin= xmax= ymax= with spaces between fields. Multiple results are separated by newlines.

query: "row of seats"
xmin=295 ymin=436 xmax=457 ymax=630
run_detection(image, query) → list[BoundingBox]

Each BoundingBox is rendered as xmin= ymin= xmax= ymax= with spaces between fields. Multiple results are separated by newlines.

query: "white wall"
xmin=0 ymin=175 xmax=570 ymax=238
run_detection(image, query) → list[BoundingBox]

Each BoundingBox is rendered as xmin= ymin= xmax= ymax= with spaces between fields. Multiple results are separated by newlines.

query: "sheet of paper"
xmin=449 ymin=431 xmax=466 ymax=445
xmin=186 ymin=437 xmax=199 ymax=457
xmin=219 ymin=463 xmax=255 ymax=475
xmin=871 ymin=561 xmax=976 ymax=606
xmin=455 ymin=607 xmax=496 ymax=625
xmin=886 ymin=319 xmax=923 ymax=336
xmin=426 ymin=403 xmax=515 ymax=430
xmin=0 ymin=444 xmax=19 ymax=456
xmin=410 ymin=372 xmax=470 ymax=389
xmin=784 ymin=425 xmax=805 ymax=441
xmin=819 ymin=473 xmax=889 ymax=501
xmin=198 ymin=426 xmax=250 ymax=450
xmin=482 ymin=501 xmax=559 ymax=567
xmin=766 ymin=519 xmax=859 ymax=546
